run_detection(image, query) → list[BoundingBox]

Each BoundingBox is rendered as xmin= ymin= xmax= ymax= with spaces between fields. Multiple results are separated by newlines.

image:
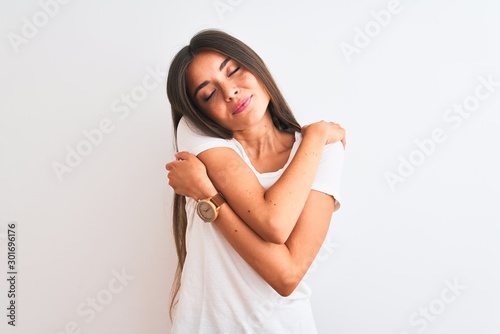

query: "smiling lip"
xmin=232 ymin=96 xmax=252 ymax=115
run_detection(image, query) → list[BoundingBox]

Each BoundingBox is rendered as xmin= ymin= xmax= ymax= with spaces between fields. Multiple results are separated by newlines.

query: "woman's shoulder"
xmin=177 ymin=117 xmax=235 ymax=155
xmin=293 ymin=129 xmax=344 ymax=161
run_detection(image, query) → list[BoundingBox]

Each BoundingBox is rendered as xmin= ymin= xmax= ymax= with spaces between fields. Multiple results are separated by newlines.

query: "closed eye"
xmin=202 ymin=64 xmax=240 ymax=102
xmin=204 ymin=90 xmax=216 ymax=102
xmin=229 ymin=66 xmax=240 ymax=77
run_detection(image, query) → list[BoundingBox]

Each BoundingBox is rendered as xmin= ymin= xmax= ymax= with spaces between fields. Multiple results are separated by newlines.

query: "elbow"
xmin=262 ymin=218 xmax=292 ymax=245
xmin=274 ymin=276 xmax=300 ymax=297
xmin=264 ymin=233 xmax=288 ymax=245
xmin=272 ymin=268 xmax=302 ymax=297
xmin=276 ymin=284 xmax=297 ymax=297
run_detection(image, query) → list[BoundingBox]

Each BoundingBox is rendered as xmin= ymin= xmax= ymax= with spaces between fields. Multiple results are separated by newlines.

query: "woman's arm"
xmin=216 ymin=189 xmax=334 ymax=296
xmin=167 ymin=152 xmax=337 ymax=296
xmin=168 ymin=121 xmax=345 ymax=244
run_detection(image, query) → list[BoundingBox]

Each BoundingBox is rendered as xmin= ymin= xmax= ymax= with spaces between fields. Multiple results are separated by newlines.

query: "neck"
xmin=232 ymin=112 xmax=293 ymax=158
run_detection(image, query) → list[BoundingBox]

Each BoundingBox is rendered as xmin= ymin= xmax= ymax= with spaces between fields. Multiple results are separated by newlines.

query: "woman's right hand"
xmin=166 ymin=151 xmax=218 ymax=200
xmin=301 ymin=121 xmax=346 ymax=148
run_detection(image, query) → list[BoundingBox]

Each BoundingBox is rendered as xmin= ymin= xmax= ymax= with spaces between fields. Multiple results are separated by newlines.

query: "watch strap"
xmin=211 ymin=193 xmax=225 ymax=207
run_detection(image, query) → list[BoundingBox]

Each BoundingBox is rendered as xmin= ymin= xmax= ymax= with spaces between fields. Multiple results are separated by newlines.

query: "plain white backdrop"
xmin=1 ymin=0 xmax=499 ymax=333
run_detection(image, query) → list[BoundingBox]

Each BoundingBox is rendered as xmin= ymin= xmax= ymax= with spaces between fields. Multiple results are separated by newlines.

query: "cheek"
xmin=242 ymin=72 xmax=259 ymax=87
xmin=243 ymin=74 xmax=269 ymax=99
xmin=200 ymin=101 xmax=228 ymax=121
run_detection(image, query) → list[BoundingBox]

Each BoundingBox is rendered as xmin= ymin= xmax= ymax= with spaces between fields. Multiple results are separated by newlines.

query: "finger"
xmin=175 ymin=151 xmax=193 ymax=161
xmin=166 ymin=161 xmax=181 ymax=170
xmin=168 ymin=179 xmax=180 ymax=190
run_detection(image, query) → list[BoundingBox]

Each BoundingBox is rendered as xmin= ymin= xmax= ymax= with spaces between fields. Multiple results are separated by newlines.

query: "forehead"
xmin=187 ymin=51 xmax=227 ymax=86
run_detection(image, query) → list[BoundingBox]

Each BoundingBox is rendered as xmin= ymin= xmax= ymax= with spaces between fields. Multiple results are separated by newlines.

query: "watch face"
xmin=197 ymin=201 xmax=216 ymax=222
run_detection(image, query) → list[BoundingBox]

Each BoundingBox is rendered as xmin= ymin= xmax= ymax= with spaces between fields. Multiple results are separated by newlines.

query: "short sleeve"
xmin=177 ymin=117 xmax=232 ymax=155
xmin=311 ymin=141 xmax=345 ymax=212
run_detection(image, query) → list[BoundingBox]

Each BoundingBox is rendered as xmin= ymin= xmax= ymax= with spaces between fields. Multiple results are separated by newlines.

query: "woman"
xmin=165 ymin=29 xmax=346 ymax=333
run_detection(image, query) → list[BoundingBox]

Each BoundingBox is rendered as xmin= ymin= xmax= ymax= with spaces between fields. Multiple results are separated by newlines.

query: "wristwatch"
xmin=196 ymin=193 xmax=226 ymax=223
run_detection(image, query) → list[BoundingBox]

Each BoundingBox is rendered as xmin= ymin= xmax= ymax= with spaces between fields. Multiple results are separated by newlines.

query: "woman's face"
xmin=187 ymin=51 xmax=271 ymax=132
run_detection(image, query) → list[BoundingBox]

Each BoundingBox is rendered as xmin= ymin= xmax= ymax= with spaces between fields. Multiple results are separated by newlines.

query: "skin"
xmin=166 ymin=51 xmax=346 ymax=295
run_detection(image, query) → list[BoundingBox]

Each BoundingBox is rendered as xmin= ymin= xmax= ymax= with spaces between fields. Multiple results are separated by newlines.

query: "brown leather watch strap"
xmin=211 ymin=193 xmax=226 ymax=207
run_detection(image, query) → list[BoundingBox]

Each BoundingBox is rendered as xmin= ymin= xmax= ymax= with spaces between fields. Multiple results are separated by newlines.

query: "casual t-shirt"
xmin=171 ymin=117 xmax=345 ymax=334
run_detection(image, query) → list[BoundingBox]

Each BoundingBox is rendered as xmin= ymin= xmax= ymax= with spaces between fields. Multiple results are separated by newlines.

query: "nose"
xmin=221 ymin=82 xmax=239 ymax=102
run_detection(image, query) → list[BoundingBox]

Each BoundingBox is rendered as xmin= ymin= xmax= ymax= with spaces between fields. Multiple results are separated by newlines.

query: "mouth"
xmin=232 ymin=96 xmax=252 ymax=115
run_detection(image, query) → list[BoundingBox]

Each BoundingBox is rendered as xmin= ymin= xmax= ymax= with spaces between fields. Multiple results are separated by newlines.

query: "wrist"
xmin=199 ymin=183 xmax=218 ymax=200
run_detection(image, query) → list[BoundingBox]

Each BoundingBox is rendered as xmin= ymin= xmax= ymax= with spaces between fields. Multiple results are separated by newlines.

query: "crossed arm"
xmin=166 ymin=121 xmax=345 ymax=295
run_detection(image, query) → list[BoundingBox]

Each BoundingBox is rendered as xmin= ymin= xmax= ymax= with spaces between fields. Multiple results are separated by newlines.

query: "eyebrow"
xmin=193 ymin=57 xmax=232 ymax=98
xmin=193 ymin=80 xmax=209 ymax=98
xmin=219 ymin=57 xmax=231 ymax=71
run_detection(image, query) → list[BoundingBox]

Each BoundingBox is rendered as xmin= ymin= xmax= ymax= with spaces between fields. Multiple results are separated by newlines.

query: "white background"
xmin=1 ymin=0 xmax=499 ymax=333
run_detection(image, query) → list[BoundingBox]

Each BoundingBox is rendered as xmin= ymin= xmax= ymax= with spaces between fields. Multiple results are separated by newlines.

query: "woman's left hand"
xmin=165 ymin=152 xmax=218 ymax=200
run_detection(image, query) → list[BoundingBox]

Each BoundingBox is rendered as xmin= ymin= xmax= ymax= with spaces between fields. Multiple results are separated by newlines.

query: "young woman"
xmin=165 ymin=29 xmax=346 ymax=333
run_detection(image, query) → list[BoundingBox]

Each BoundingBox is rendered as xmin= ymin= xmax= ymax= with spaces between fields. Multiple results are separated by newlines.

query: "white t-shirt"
xmin=171 ymin=117 xmax=345 ymax=334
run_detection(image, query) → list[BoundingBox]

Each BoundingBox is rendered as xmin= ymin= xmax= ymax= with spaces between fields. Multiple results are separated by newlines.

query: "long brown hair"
xmin=166 ymin=29 xmax=301 ymax=319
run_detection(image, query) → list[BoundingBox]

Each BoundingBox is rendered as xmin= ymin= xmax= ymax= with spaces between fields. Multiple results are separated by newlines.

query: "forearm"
xmin=201 ymin=132 xmax=327 ymax=244
xmin=259 ymin=133 xmax=326 ymax=239
xmin=209 ymin=189 xmax=334 ymax=296
xmin=172 ymin=121 xmax=344 ymax=244
xmin=167 ymin=149 xmax=338 ymax=295
xmin=213 ymin=203 xmax=302 ymax=296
